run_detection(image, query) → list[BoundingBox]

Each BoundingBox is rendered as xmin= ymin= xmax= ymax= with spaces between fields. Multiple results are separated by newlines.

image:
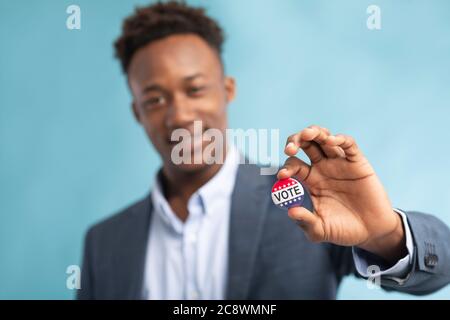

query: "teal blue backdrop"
xmin=1 ymin=0 xmax=449 ymax=299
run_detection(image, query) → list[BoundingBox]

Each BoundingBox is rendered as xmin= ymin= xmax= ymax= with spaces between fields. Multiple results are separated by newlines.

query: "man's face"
xmin=128 ymin=34 xmax=235 ymax=173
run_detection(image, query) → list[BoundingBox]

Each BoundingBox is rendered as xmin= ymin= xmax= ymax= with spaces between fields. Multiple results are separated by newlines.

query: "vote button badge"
xmin=271 ymin=177 xmax=305 ymax=210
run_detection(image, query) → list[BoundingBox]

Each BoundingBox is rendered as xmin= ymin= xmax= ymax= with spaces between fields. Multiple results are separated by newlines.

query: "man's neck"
xmin=159 ymin=146 xmax=229 ymax=221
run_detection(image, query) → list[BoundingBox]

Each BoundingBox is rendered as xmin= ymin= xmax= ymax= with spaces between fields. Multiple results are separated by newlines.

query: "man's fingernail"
xmin=286 ymin=142 xmax=295 ymax=149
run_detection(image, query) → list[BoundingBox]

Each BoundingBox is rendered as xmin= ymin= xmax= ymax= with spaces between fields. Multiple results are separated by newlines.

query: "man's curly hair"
xmin=114 ymin=0 xmax=225 ymax=73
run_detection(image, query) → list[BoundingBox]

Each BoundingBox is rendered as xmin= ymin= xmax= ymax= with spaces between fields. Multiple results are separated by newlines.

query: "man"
xmin=77 ymin=1 xmax=450 ymax=299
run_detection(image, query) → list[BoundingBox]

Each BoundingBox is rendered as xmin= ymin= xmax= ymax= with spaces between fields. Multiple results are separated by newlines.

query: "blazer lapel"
xmin=226 ymin=164 xmax=270 ymax=299
xmin=113 ymin=196 xmax=153 ymax=299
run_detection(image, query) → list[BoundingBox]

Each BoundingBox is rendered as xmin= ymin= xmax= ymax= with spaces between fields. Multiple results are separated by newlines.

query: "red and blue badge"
xmin=271 ymin=177 xmax=305 ymax=210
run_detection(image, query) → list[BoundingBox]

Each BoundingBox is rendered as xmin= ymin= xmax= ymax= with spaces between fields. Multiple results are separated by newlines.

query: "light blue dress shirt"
xmin=143 ymin=145 xmax=414 ymax=299
xmin=143 ymin=145 xmax=240 ymax=300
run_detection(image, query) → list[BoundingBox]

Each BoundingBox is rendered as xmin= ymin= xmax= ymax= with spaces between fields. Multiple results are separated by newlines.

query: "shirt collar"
xmin=196 ymin=144 xmax=240 ymax=215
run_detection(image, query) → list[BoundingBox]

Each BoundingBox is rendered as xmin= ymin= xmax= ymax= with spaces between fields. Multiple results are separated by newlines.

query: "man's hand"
xmin=279 ymin=125 xmax=407 ymax=263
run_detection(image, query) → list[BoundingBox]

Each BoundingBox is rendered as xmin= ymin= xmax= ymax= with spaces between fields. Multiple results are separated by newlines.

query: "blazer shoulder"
xmin=85 ymin=195 xmax=151 ymax=241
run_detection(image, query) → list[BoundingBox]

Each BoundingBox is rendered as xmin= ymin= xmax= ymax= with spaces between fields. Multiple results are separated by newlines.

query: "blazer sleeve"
xmin=329 ymin=210 xmax=450 ymax=295
xmin=378 ymin=210 xmax=450 ymax=294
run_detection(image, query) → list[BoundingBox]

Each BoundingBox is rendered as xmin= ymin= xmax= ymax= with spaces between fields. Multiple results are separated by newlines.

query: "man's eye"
xmin=188 ymin=86 xmax=205 ymax=96
xmin=144 ymin=96 xmax=165 ymax=107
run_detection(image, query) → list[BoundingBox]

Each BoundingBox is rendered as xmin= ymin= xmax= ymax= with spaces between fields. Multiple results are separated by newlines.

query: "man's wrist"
xmin=358 ymin=210 xmax=408 ymax=264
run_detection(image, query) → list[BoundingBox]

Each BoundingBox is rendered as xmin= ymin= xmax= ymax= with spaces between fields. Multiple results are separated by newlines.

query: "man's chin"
xmin=164 ymin=144 xmax=226 ymax=174
xmin=174 ymin=161 xmax=209 ymax=172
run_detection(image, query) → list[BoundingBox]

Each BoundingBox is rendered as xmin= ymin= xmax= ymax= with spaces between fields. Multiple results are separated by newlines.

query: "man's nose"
xmin=165 ymin=93 xmax=195 ymax=129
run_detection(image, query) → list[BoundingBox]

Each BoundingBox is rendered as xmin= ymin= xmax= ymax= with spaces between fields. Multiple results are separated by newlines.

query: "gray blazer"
xmin=77 ymin=164 xmax=450 ymax=299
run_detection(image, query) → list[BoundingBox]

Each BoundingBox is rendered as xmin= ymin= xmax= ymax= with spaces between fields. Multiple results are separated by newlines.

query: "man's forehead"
xmin=128 ymin=34 xmax=221 ymax=81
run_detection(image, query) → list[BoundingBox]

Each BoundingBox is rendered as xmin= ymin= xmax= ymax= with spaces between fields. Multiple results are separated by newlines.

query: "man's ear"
xmin=224 ymin=76 xmax=236 ymax=104
xmin=132 ymin=101 xmax=141 ymax=124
